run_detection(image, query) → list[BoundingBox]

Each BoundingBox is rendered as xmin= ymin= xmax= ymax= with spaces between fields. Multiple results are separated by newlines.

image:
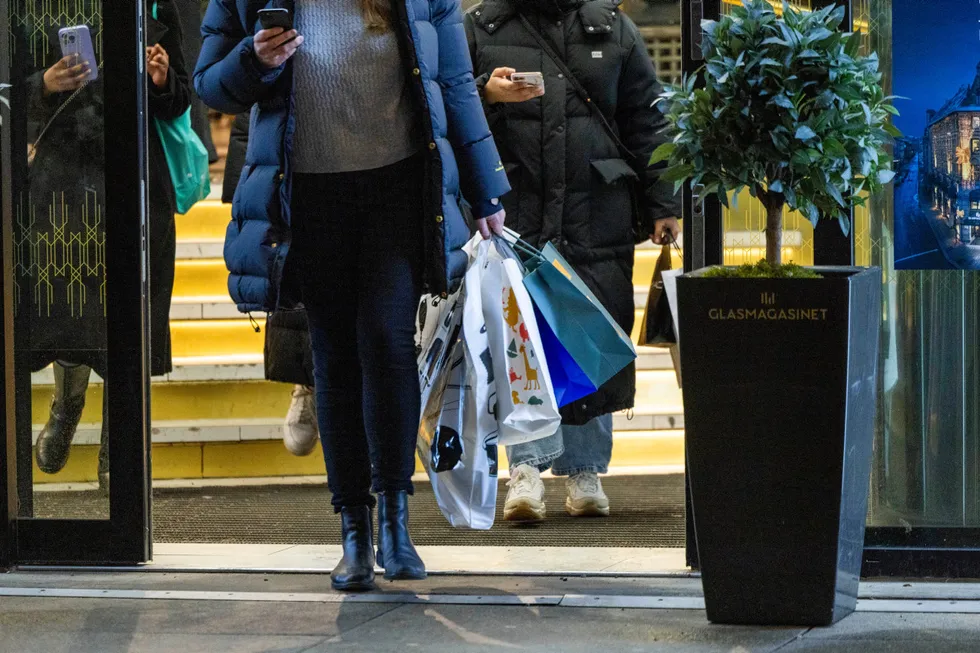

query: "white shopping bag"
xmin=661 ymin=268 xmax=682 ymax=388
xmin=416 ymin=238 xmax=499 ymax=529
xmin=480 ymin=240 xmax=561 ymax=446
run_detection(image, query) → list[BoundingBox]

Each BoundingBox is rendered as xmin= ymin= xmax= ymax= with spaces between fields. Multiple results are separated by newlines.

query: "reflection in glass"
xmin=10 ymin=0 xmax=184 ymax=519
xmin=12 ymin=0 xmax=110 ymax=517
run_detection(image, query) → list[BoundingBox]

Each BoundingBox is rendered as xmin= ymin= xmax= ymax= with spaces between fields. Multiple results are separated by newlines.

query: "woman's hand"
xmin=146 ymin=44 xmax=170 ymax=89
xmin=483 ymin=67 xmax=545 ymax=105
xmin=651 ymin=217 xmax=681 ymax=245
xmin=254 ymin=28 xmax=304 ymax=70
xmin=42 ymin=55 xmax=90 ymax=96
xmin=477 ymin=207 xmax=506 ymax=240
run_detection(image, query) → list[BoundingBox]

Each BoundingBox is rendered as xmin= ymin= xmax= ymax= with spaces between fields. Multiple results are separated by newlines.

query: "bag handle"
xmin=517 ymin=13 xmax=635 ymax=164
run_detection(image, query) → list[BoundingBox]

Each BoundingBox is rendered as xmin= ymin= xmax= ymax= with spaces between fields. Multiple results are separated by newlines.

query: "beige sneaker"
xmin=565 ymin=472 xmax=610 ymax=517
xmin=283 ymin=385 xmax=319 ymax=456
xmin=504 ymin=464 xmax=546 ymax=522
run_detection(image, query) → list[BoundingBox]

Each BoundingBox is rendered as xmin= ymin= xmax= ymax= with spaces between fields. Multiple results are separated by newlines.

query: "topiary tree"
xmin=652 ymin=0 xmax=899 ymax=266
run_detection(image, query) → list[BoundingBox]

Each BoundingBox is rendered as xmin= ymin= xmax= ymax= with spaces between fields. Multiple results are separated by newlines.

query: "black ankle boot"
xmin=36 ymin=363 xmax=90 ymax=474
xmin=376 ymin=491 xmax=426 ymax=581
xmin=331 ymin=506 xmax=376 ymax=591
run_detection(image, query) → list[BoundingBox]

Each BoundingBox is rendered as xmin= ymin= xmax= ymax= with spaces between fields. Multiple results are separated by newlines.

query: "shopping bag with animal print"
xmin=481 ymin=239 xmax=561 ymax=446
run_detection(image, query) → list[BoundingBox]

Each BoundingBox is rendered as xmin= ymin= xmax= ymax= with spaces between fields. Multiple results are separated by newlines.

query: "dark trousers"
xmin=291 ymin=155 xmax=425 ymax=512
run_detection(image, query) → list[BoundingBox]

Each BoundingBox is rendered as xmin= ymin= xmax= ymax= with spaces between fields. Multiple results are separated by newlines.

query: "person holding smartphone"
xmin=196 ymin=0 xmax=510 ymax=591
xmin=464 ymin=0 xmax=681 ymax=524
xmin=27 ymin=0 xmax=191 ymax=492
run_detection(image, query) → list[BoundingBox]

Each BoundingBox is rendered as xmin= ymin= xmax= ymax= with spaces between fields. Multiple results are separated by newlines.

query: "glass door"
xmin=1 ymin=0 xmax=150 ymax=564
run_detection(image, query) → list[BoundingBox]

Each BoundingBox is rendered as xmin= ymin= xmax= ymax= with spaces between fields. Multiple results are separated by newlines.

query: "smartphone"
xmin=510 ymin=72 xmax=544 ymax=87
xmin=258 ymin=8 xmax=293 ymax=31
xmin=58 ymin=25 xmax=98 ymax=82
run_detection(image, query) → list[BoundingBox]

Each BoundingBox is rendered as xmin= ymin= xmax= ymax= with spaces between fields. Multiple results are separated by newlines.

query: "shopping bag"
xmin=661 ymin=268 xmax=683 ymax=389
xmin=510 ymin=234 xmax=637 ymax=390
xmin=149 ymin=3 xmax=210 ymax=214
xmin=480 ymin=240 xmax=561 ymax=446
xmin=535 ymin=305 xmax=597 ymax=407
xmin=417 ymin=237 xmax=499 ymax=530
xmin=638 ymin=243 xmax=676 ymax=347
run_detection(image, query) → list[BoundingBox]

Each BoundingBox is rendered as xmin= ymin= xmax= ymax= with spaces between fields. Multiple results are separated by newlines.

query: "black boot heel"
xmin=377 ymin=491 xmax=427 ymax=581
xmin=332 ymin=506 xmax=376 ymax=592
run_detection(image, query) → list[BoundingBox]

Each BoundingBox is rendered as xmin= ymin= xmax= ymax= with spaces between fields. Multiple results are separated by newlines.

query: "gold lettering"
xmin=707 ymin=304 xmax=829 ymax=321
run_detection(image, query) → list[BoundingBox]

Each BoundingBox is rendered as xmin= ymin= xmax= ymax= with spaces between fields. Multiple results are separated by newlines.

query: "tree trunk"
xmin=762 ymin=193 xmax=784 ymax=267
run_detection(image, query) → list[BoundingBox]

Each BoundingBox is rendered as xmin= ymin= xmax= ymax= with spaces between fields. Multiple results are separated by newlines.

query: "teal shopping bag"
xmin=517 ymin=239 xmax=636 ymax=389
xmin=152 ymin=2 xmax=210 ymax=214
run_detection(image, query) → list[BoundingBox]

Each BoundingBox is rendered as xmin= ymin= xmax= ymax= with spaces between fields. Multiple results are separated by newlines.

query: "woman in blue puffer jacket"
xmin=196 ymin=0 xmax=510 ymax=591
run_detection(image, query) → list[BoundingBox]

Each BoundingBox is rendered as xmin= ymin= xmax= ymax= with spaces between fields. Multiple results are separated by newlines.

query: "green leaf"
xmin=650 ymin=142 xmax=676 ymax=165
xmin=773 ymin=94 xmax=795 ymax=109
xmin=837 ymin=215 xmax=851 ymax=236
xmin=877 ymin=169 xmax=896 ymax=185
xmin=795 ymin=126 xmax=817 ymax=141
xmin=662 ymin=164 xmax=695 ymax=183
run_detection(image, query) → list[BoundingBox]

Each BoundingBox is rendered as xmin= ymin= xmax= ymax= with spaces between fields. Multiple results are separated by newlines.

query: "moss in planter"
xmin=703 ymin=260 xmax=823 ymax=279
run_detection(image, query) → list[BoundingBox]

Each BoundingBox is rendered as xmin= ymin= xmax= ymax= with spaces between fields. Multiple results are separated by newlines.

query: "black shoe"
xmin=377 ymin=491 xmax=427 ymax=581
xmin=36 ymin=363 xmax=91 ymax=474
xmin=331 ymin=506 xmax=376 ymax=592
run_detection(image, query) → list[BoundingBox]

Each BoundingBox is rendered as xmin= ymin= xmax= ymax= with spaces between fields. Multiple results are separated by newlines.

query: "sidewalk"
xmin=1 ymin=571 xmax=979 ymax=652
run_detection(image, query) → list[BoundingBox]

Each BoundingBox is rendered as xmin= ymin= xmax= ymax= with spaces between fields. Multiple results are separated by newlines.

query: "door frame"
xmin=0 ymin=0 xmax=151 ymax=566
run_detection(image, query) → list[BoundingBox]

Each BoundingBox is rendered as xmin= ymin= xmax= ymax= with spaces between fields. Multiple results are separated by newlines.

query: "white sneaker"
xmin=504 ymin=464 xmax=547 ymax=522
xmin=283 ymin=385 xmax=319 ymax=456
xmin=565 ymin=472 xmax=610 ymax=517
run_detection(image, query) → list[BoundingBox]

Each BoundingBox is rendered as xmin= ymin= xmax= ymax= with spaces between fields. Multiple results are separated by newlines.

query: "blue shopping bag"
xmin=515 ymin=238 xmax=636 ymax=389
xmin=535 ymin=304 xmax=597 ymax=407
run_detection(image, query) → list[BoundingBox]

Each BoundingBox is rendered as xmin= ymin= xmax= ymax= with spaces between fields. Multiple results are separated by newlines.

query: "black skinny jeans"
xmin=291 ymin=154 xmax=425 ymax=512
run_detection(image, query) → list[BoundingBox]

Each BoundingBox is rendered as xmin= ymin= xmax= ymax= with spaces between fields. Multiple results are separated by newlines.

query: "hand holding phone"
xmin=56 ymin=26 xmax=98 ymax=84
xmin=258 ymin=8 xmax=293 ymax=31
xmin=483 ymin=67 xmax=545 ymax=105
xmin=42 ymin=55 xmax=92 ymax=96
xmin=509 ymin=72 xmax=544 ymax=87
xmin=254 ymin=9 xmax=303 ymax=69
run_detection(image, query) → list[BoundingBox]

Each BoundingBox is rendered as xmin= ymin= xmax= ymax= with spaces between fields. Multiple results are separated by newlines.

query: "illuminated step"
xmin=170 ymin=319 xmax=264 ymax=358
xmin=175 ymin=200 xmax=230 ymax=242
xmin=30 ymin=381 xmax=292 ymax=425
xmin=30 ymin=428 xmax=684 ymax=483
xmin=174 ymin=258 xmax=229 ymax=299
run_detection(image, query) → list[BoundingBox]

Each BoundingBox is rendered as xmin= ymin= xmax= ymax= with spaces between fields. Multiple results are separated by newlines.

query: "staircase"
xmin=29 ymin=194 xmax=802 ymax=483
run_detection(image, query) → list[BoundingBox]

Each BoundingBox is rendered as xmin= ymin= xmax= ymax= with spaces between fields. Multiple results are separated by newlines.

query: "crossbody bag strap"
xmin=517 ymin=12 xmax=635 ymax=164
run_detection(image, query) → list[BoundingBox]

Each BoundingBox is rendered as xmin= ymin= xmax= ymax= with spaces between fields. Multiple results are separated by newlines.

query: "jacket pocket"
xmin=590 ymin=159 xmax=637 ymax=248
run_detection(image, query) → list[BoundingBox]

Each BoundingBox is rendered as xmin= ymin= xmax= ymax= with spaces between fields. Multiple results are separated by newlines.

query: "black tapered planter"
xmin=677 ymin=266 xmax=881 ymax=626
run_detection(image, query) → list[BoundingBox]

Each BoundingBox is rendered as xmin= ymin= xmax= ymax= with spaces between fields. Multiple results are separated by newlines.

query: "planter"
xmin=677 ymin=266 xmax=881 ymax=626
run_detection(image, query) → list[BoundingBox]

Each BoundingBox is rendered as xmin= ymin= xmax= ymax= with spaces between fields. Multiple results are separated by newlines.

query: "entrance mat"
xmin=33 ymin=474 xmax=684 ymax=547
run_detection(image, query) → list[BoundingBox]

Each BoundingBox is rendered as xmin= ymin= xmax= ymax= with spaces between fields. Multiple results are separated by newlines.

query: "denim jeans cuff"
xmin=550 ymin=464 xmax=608 ymax=477
xmin=507 ymin=448 xmax=565 ymax=472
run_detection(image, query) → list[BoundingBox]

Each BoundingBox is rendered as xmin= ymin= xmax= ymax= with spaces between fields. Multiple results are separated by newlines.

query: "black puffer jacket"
xmin=465 ymin=0 xmax=680 ymax=424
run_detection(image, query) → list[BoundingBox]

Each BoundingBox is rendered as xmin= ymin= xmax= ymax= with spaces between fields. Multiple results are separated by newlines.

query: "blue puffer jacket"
xmin=196 ymin=0 xmax=511 ymax=312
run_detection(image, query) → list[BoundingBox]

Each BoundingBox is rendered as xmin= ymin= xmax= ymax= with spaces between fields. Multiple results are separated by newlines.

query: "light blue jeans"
xmin=506 ymin=414 xmax=613 ymax=476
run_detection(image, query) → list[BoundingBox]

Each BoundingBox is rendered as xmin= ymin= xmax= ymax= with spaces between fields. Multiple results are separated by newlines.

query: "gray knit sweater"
xmin=290 ymin=0 xmax=420 ymax=173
